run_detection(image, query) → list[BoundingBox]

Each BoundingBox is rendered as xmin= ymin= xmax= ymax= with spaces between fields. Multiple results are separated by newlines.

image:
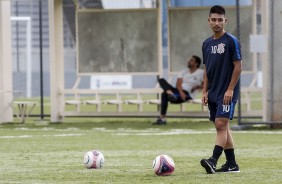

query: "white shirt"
xmin=177 ymin=68 xmax=204 ymax=98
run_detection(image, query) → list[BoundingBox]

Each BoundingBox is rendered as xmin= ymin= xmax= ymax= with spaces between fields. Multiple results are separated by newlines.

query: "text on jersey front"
xmin=211 ymin=43 xmax=225 ymax=54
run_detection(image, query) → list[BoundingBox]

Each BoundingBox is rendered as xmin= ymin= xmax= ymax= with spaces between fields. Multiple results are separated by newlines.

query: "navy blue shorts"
xmin=208 ymin=101 xmax=236 ymax=122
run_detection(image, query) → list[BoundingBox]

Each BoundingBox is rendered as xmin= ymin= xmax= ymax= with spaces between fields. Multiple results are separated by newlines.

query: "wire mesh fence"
xmin=235 ymin=0 xmax=281 ymax=125
xmin=8 ymin=0 xmax=282 ymax=124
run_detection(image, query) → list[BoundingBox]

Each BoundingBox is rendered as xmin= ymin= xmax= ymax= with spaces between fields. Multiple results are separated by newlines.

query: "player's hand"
xmin=223 ymin=89 xmax=233 ymax=105
xmin=202 ymin=92 xmax=208 ymax=106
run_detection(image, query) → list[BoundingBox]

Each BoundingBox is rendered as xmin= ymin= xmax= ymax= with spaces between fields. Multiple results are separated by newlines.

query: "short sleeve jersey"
xmin=202 ymin=32 xmax=242 ymax=102
xmin=177 ymin=68 xmax=204 ymax=98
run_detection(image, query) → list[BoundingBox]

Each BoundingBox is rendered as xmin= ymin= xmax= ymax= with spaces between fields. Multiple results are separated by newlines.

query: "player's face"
xmin=208 ymin=13 xmax=227 ymax=34
xmin=187 ymin=57 xmax=195 ymax=68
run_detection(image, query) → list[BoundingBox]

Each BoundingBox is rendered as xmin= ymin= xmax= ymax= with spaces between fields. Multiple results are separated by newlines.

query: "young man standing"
xmin=153 ymin=55 xmax=203 ymax=125
xmin=200 ymin=5 xmax=242 ymax=173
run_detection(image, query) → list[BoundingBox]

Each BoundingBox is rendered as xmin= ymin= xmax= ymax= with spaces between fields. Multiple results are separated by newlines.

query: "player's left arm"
xmin=224 ymin=60 xmax=242 ymax=105
xmin=176 ymin=78 xmax=186 ymax=101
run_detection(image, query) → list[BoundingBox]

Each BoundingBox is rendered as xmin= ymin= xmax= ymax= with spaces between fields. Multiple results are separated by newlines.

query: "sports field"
xmin=0 ymin=118 xmax=281 ymax=184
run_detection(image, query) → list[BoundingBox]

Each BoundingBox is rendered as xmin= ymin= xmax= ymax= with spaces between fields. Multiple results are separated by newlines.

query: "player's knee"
xmin=215 ymin=119 xmax=228 ymax=131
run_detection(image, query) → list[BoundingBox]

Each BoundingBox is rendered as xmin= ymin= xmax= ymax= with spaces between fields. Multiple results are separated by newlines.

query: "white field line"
xmin=1 ymin=127 xmax=282 ymax=139
xmin=0 ymin=134 xmax=83 ymax=139
xmin=14 ymin=127 xmax=80 ymax=131
xmin=112 ymin=130 xmax=282 ymax=136
xmin=0 ymin=135 xmax=33 ymax=139
xmin=93 ymin=128 xmax=282 ymax=136
xmin=45 ymin=134 xmax=83 ymax=137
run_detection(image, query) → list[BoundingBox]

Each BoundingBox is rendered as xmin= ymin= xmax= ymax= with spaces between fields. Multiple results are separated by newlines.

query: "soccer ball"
xmin=152 ymin=155 xmax=175 ymax=176
xmin=84 ymin=150 xmax=105 ymax=169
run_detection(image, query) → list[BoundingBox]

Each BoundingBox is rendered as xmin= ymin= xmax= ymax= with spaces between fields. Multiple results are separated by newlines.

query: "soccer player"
xmin=200 ymin=5 xmax=242 ymax=173
xmin=153 ymin=55 xmax=203 ymax=125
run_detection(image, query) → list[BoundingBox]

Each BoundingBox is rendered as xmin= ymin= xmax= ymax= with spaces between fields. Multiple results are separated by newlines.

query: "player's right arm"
xmin=202 ymin=65 xmax=209 ymax=106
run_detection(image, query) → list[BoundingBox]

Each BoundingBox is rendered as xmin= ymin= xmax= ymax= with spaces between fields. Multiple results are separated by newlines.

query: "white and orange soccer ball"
xmin=84 ymin=150 xmax=105 ymax=169
xmin=152 ymin=155 xmax=175 ymax=176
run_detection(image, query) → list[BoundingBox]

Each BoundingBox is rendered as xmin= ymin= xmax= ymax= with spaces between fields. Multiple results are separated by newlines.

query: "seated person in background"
xmin=153 ymin=55 xmax=204 ymax=125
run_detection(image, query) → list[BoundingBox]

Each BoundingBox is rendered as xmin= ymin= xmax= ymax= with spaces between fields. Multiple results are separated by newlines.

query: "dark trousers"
xmin=158 ymin=78 xmax=192 ymax=115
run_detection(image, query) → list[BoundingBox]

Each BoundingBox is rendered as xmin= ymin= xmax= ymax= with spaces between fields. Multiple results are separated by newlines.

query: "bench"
xmin=0 ymin=90 xmax=38 ymax=123
xmin=146 ymin=98 xmax=204 ymax=111
xmin=61 ymin=88 xmax=206 ymax=117
xmin=61 ymin=87 xmax=263 ymax=118
xmin=13 ymin=101 xmax=38 ymax=123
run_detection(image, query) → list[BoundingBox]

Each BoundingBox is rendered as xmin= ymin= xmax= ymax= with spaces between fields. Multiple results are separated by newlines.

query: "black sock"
xmin=212 ymin=145 xmax=224 ymax=162
xmin=224 ymin=149 xmax=236 ymax=165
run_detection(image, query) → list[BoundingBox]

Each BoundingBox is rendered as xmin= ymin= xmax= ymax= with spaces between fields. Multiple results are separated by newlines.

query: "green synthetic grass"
xmin=1 ymin=118 xmax=281 ymax=184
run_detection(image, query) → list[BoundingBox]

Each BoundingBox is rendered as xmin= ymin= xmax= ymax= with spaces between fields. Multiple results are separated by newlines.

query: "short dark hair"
xmin=192 ymin=55 xmax=201 ymax=68
xmin=209 ymin=5 xmax=225 ymax=16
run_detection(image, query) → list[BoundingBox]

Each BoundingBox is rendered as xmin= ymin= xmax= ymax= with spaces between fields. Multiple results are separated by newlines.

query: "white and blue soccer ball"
xmin=84 ymin=150 xmax=105 ymax=169
xmin=153 ymin=155 xmax=175 ymax=176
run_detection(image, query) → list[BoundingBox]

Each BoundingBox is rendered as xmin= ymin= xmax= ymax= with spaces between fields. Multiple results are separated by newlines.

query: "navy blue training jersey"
xmin=202 ymin=32 xmax=242 ymax=103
